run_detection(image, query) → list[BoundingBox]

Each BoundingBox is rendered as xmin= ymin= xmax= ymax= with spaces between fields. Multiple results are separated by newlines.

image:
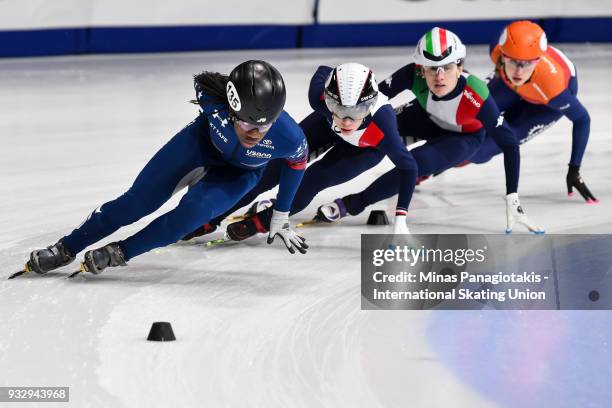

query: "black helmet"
xmin=226 ymin=60 xmax=286 ymax=126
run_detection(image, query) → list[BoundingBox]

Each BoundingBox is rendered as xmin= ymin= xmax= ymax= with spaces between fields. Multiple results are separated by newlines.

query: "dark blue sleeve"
xmin=308 ymin=66 xmax=333 ymax=115
xmin=276 ymin=137 xmax=308 ymax=212
xmin=378 ymin=64 xmax=417 ymax=99
xmin=548 ymin=84 xmax=591 ymax=165
xmin=477 ymin=96 xmax=521 ymax=194
xmin=487 ymin=77 xmax=522 ymax=112
xmin=373 ymin=105 xmax=418 ymax=212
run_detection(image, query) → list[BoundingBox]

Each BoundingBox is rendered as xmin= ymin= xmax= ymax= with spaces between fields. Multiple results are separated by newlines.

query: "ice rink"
xmin=1 ymin=44 xmax=612 ymax=407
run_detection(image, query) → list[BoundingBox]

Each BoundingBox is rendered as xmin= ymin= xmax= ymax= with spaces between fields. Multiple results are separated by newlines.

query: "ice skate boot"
xmin=81 ymin=242 xmax=127 ymax=275
xmin=180 ymin=199 xmax=276 ymax=241
xmin=29 ymin=239 xmax=75 ymax=274
xmin=226 ymin=207 xmax=273 ymax=241
xmin=315 ymin=198 xmax=349 ymax=223
xmin=180 ymin=222 xmax=218 ymax=241
xmin=244 ymin=198 xmax=276 ymax=217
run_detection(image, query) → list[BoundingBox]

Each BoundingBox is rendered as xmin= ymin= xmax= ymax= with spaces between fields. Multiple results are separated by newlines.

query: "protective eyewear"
xmin=324 ymin=96 xmax=375 ymax=121
xmin=234 ymin=119 xmax=274 ymax=133
xmin=422 ymin=63 xmax=457 ymax=75
xmin=502 ymin=55 xmax=540 ymax=69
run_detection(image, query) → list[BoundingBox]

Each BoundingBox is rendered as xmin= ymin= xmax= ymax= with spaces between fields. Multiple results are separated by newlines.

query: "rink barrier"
xmin=0 ymin=25 xmax=299 ymax=57
xmin=1 ymin=17 xmax=611 ymax=58
xmin=304 ymin=17 xmax=612 ymax=47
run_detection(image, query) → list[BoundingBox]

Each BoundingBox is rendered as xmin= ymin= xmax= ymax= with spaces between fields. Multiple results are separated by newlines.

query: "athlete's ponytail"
xmin=192 ymin=71 xmax=229 ymax=104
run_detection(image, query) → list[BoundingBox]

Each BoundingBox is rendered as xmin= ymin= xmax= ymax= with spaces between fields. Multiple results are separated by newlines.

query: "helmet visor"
xmin=501 ymin=54 xmax=540 ymax=69
xmin=235 ymin=119 xmax=274 ymax=133
xmin=422 ymin=62 xmax=458 ymax=74
xmin=324 ymin=96 xmax=376 ymax=120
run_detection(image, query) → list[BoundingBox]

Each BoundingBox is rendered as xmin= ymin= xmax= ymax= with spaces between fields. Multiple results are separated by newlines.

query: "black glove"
xmin=566 ymin=164 xmax=598 ymax=203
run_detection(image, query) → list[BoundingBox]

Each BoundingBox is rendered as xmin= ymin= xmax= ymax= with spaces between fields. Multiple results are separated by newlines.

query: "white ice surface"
xmin=1 ymin=45 xmax=612 ymax=408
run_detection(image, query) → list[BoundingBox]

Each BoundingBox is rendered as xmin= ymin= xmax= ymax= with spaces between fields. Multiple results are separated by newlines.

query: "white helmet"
xmin=324 ymin=62 xmax=379 ymax=119
xmin=413 ymin=27 xmax=466 ymax=67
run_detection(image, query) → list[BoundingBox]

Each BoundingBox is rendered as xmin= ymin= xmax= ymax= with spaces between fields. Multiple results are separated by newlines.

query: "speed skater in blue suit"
xmin=21 ymin=60 xmax=309 ymax=278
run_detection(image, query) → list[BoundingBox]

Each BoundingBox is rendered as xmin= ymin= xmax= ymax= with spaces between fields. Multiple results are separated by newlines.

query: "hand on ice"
xmin=393 ymin=214 xmax=411 ymax=235
xmin=505 ymin=193 xmax=544 ymax=234
xmin=267 ymin=210 xmax=308 ymax=254
xmin=566 ymin=164 xmax=599 ymax=203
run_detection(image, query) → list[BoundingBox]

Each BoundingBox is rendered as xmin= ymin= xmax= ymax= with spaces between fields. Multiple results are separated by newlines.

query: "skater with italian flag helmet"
xmin=316 ymin=27 xmax=544 ymax=234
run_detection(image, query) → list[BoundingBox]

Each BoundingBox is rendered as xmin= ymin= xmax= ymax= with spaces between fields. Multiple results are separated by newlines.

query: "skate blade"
xmin=8 ymin=262 xmax=32 ymax=279
xmin=205 ymin=232 xmax=234 ymax=248
xmin=296 ymin=219 xmax=321 ymax=228
xmin=226 ymin=214 xmax=247 ymax=222
xmin=67 ymin=263 xmax=87 ymax=279
xmin=205 ymin=238 xmax=229 ymax=247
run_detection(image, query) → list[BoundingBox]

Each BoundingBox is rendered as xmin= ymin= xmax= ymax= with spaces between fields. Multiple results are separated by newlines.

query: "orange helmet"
xmin=498 ymin=20 xmax=547 ymax=60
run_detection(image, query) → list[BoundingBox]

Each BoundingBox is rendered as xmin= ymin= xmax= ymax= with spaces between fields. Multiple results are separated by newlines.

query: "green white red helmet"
xmin=413 ymin=27 xmax=466 ymax=67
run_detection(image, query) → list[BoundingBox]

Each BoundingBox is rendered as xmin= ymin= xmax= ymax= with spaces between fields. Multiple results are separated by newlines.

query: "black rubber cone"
xmin=366 ymin=210 xmax=389 ymax=225
xmin=147 ymin=322 xmax=176 ymax=341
